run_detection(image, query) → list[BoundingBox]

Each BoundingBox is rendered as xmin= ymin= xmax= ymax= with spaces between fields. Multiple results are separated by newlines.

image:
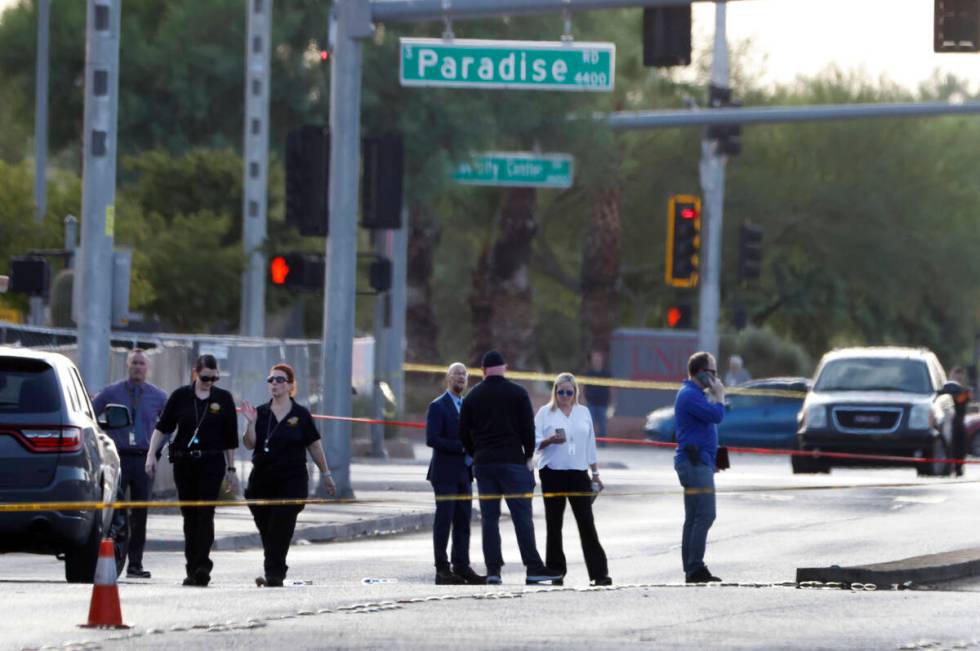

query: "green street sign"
xmin=452 ymin=153 xmax=574 ymax=189
xmin=400 ymin=38 xmax=615 ymax=92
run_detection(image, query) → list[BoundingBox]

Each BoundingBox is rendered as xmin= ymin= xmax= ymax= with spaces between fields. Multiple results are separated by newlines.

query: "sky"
xmin=1 ymin=0 xmax=977 ymax=90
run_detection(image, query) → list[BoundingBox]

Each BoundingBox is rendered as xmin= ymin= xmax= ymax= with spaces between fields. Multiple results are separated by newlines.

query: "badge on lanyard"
xmin=129 ymin=431 xmax=137 ymax=446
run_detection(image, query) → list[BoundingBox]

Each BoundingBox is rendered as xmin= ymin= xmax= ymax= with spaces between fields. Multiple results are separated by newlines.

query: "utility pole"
xmin=319 ymin=0 xmax=372 ymax=498
xmin=370 ymin=231 xmax=390 ymax=458
xmin=77 ymin=0 xmax=121 ymax=390
xmin=386 ymin=204 xmax=408 ymax=418
xmin=33 ymin=0 xmax=49 ymax=223
xmin=240 ymin=0 xmax=273 ymax=337
xmin=697 ymin=0 xmax=728 ymax=357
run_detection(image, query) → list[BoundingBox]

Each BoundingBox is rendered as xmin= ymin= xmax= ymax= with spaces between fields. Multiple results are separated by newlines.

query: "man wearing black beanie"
xmin=459 ymin=350 xmax=562 ymax=585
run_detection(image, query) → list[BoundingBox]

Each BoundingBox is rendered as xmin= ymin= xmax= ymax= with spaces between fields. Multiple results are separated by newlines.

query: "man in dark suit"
xmin=426 ymin=362 xmax=485 ymax=585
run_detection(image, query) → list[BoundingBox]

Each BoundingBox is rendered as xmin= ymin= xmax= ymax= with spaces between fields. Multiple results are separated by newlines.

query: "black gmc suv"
xmin=795 ymin=347 xmax=956 ymax=477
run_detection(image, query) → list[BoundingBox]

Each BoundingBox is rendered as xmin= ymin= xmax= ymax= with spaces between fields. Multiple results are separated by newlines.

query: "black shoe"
xmin=193 ymin=568 xmax=211 ymax=587
xmin=182 ymin=577 xmax=197 ymax=587
xmin=526 ymin=568 xmax=563 ymax=585
xmin=264 ymin=576 xmax=284 ymax=587
xmin=452 ymin=566 xmax=487 ymax=585
xmin=591 ymin=576 xmax=613 ymax=586
xmin=435 ymin=569 xmax=466 ymax=585
xmin=686 ymin=567 xmax=721 ymax=583
xmin=126 ymin=566 xmax=151 ymax=579
xmin=486 ymin=574 xmax=502 ymax=585
xmin=255 ymin=576 xmax=266 ymax=587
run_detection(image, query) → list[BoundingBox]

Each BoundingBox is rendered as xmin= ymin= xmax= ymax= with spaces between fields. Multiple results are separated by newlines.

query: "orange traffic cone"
xmin=80 ymin=538 xmax=130 ymax=629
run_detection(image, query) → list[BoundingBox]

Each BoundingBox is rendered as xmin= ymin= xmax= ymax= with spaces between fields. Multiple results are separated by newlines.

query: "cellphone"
xmin=555 ymin=428 xmax=566 ymax=439
xmin=696 ymin=371 xmax=714 ymax=387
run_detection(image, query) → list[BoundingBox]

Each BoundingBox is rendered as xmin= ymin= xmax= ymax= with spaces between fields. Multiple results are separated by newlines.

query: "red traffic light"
xmin=666 ymin=304 xmax=692 ymax=329
xmin=270 ymin=256 xmax=290 ymax=285
xmin=320 ymin=50 xmax=330 ymax=62
xmin=667 ymin=306 xmax=683 ymax=328
xmin=680 ymin=206 xmax=697 ymax=219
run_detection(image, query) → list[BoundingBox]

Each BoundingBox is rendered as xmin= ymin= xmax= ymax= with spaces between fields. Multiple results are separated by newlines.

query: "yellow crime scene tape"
xmin=402 ymin=363 xmax=807 ymax=399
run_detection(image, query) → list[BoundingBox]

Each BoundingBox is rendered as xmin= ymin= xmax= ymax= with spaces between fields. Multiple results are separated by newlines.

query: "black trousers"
xmin=172 ymin=456 xmax=225 ymax=579
xmin=539 ymin=466 xmax=608 ymax=581
xmin=246 ymin=467 xmax=307 ymax=581
xmin=431 ymin=480 xmax=472 ymax=571
xmin=119 ymin=453 xmax=151 ymax=569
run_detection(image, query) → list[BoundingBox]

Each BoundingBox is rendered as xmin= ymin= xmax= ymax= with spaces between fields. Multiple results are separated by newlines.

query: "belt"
xmin=170 ymin=449 xmax=224 ymax=460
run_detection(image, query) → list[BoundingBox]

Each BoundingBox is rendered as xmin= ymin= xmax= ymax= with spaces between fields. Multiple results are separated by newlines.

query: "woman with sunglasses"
xmin=145 ymin=353 xmax=239 ymax=587
xmin=533 ymin=372 xmax=611 ymax=586
xmin=241 ymin=363 xmax=336 ymax=587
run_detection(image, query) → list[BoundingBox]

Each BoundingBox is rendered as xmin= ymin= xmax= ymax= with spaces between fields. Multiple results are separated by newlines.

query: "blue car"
xmin=644 ymin=377 xmax=811 ymax=449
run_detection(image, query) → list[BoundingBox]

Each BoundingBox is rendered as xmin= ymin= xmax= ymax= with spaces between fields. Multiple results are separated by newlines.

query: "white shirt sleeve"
xmin=534 ymin=406 xmax=546 ymax=450
xmin=585 ymin=405 xmax=598 ymax=465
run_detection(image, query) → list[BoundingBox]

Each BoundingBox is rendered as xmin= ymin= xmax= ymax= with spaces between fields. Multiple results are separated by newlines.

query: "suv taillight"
xmin=2 ymin=427 xmax=82 ymax=453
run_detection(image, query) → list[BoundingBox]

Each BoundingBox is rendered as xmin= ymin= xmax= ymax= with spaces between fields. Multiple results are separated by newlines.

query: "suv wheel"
xmin=64 ymin=514 xmax=102 ymax=583
xmin=917 ymin=437 xmax=950 ymax=477
xmin=791 ymin=451 xmax=830 ymax=474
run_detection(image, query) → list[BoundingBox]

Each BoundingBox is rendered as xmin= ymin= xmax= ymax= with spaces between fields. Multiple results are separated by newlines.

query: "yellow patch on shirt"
xmin=209 ymin=402 xmax=221 ymax=413
xmin=287 ymin=416 xmax=299 ymax=426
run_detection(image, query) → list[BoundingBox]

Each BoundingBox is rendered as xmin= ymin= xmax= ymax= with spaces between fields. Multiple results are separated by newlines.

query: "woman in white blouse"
xmin=534 ymin=372 xmax=611 ymax=586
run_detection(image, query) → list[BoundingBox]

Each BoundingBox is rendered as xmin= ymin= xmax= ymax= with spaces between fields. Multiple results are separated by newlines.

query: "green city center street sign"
xmin=400 ymin=38 xmax=615 ymax=92
xmin=452 ymin=153 xmax=575 ymax=189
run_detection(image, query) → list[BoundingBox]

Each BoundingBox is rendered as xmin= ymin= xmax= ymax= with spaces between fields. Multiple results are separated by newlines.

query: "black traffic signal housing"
xmin=269 ymin=253 xmax=325 ymax=291
xmin=935 ymin=0 xmax=980 ymax=51
xmin=286 ymin=125 xmax=330 ymax=237
xmin=9 ymin=257 xmax=50 ymax=296
xmin=707 ymin=85 xmax=742 ymax=157
xmin=665 ymin=195 xmax=701 ymax=288
xmin=361 ymin=133 xmax=404 ymax=230
xmin=738 ymin=223 xmax=763 ymax=281
xmin=666 ymin=304 xmax=693 ymax=329
xmin=642 ymin=6 xmax=692 ymax=67
xmin=369 ymin=257 xmax=392 ymax=293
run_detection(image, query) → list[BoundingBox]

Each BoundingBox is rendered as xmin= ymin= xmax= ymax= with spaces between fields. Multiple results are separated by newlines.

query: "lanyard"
xmin=188 ymin=392 xmax=210 ymax=448
xmin=263 ymin=402 xmax=291 ymax=453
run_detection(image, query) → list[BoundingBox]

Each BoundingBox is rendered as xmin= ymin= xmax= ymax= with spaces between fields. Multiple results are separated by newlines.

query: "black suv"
xmin=795 ymin=347 xmax=955 ymax=476
xmin=0 ymin=347 xmax=131 ymax=582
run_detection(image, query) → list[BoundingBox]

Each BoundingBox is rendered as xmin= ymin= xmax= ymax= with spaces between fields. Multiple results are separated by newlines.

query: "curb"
xmin=144 ymin=511 xmax=434 ymax=553
xmin=797 ymin=547 xmax=980 ymax=586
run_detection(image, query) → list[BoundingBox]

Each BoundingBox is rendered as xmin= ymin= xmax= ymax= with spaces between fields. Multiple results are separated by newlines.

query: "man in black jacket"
xmin=459 ymin=350 xmax=561 ymax=586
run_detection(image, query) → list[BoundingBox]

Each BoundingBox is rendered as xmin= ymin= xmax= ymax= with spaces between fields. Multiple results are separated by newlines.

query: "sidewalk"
xmin=144 ymin=457 xmax=436 ymax=553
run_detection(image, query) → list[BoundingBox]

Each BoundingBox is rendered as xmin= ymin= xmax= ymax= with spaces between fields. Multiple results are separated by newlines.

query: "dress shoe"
xmin=182 ymin=577 xmax=197 ymax=587
xmin=485 ymin=574 xmax=502 ymax=585
xmin=193 ymin=568 xmax=211 ymax=587
xmin=126 ymin=566 xmax=151 ymax=579
xmin=591 ymin=576 xmax=613 ymax=586
xmin=435 ymin=569 xmax=465 ymax=585
xmin=526 ymin=568 xmax=564 ymax=585
xmin=264 ymin=576 xmax=284 ymax=587
xmin=685 ymin=567 xmax=721 ymax=583
xmin=452 ymin=566 xmax=487 ymax=585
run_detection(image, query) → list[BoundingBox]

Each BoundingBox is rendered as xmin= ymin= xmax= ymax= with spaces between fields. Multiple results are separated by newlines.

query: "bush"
xmin=720 ymin=326 xmax=814 ymax=380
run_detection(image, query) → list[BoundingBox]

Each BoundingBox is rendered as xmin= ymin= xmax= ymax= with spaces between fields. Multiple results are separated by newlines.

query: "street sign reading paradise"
xmin=452 ymin=153 xmax=574 ymax=189
xmin=400 ymin=38 xmax=615 ymax=92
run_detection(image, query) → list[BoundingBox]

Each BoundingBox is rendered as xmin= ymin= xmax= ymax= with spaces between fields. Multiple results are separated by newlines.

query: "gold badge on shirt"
xmin=287 ymin=416 xmax=299 ymax=426
xmin=209 ymin=402 xmax=221 ymax=413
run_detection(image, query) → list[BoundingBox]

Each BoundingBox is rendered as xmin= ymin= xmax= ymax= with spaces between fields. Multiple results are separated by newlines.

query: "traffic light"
xmin=286 ymin=125 xmax=330 ymax=237
xmin=369 ymin=257 xmax=392 ymax=293
xmin=665 ymin=195 xmax=701 ymax=288
xmin=269 ymin=253 xmax=325 ymax=291
xmin=666 ymin=304 xmax=692 ymax=329
xmin=642 ymin=6 xmax=692 ymax=67
xmin=935 ymin=0 xmax=980 ymax=52
xmin=707 ymin=85 xmax=742 ymax=157
xmin=738 ymin=223 xmax=763 ymax=281
xmin=361 ymin=133 xmax=404 ymax=230
xmin=9 ymin=257 xmax=50 ymax=296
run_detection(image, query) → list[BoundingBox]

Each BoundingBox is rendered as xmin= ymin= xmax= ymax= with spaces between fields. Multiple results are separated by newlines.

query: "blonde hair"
xmin=546 ymin=372 xmax=580 ymax=411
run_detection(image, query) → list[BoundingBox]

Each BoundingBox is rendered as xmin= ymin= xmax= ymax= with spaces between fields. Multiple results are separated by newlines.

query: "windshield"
xmin=814 ymin=358 xmax=932 ymax=394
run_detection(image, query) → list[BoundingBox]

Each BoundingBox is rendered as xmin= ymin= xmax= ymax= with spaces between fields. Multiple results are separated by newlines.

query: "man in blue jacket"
xmin=674 ymin=351 xmax=726 ymax=583
xmin=426 ymin=362 xmax=485 ymax=585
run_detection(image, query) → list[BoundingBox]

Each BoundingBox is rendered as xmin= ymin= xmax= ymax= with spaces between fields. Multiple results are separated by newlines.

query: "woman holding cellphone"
xmin=534 ymin=372 xmax=611 ymax=586
xmin=241 ymin=363 xmax=336 ymax=587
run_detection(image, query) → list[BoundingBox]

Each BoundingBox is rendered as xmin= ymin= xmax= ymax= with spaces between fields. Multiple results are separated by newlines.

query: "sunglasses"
xmin=198 ymin=375 xmax=219 ymax=383
xmin=267 ymin=376 xmax=290 ymax=384
xmin=556 ymin=389 xmax=575 ymax=397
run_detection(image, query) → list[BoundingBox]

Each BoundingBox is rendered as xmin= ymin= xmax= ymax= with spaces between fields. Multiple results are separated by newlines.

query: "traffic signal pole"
xmin=240 ymin=0 xmax=272 ymax=337
xmin=696 ymin=0 xmax=728 ymax=357
xmin=77 ymin=0 xmax=121 ymax=391
xmin=33 ymin=0 xmax=49 ymax=224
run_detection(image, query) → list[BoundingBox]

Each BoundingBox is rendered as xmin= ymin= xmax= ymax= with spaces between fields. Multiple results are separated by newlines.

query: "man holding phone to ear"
xmin=673 ymin=351 xmax=726 ymax=583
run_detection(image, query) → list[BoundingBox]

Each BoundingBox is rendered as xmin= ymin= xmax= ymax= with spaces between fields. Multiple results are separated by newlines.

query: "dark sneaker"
xmin=182 ymin=577 xmax=197 ymax=587
xmin=591 ymin=576 xmax=613 ymax=586
xmin=126 ymin=567 xmax=151 ymax=579
xmin=452 ymin=566 xmax=487 ymax=585
xmin=486 ymin=574 xmax=502 ymax=585
xmin=255 ymin=576 xmax=267 ymax=587
xmin=526 ymin=568 xmax=563 ymax=585
xmin=193 ymin=568 xmax=211 ymax=587
xmin=685 ymin=567 xmax=721 ymax=583
xmin=435 ymin=569 xmax=465 ymax=585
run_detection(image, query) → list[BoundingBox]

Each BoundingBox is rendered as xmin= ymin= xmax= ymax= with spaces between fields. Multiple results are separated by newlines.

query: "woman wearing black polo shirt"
xmin=145 ymin=354 xmax=239 ymax=587
xmin=241 ymin=363 xmax=336 ymax=587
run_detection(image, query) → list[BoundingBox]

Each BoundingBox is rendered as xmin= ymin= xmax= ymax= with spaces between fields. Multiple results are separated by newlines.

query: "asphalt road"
xmin=3 ymin=447 xmax=980 ymax=650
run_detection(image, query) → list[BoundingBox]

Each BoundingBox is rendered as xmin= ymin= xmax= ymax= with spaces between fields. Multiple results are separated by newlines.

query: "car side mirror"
xmin=98 ymin=403 xmax=132 ymax=430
